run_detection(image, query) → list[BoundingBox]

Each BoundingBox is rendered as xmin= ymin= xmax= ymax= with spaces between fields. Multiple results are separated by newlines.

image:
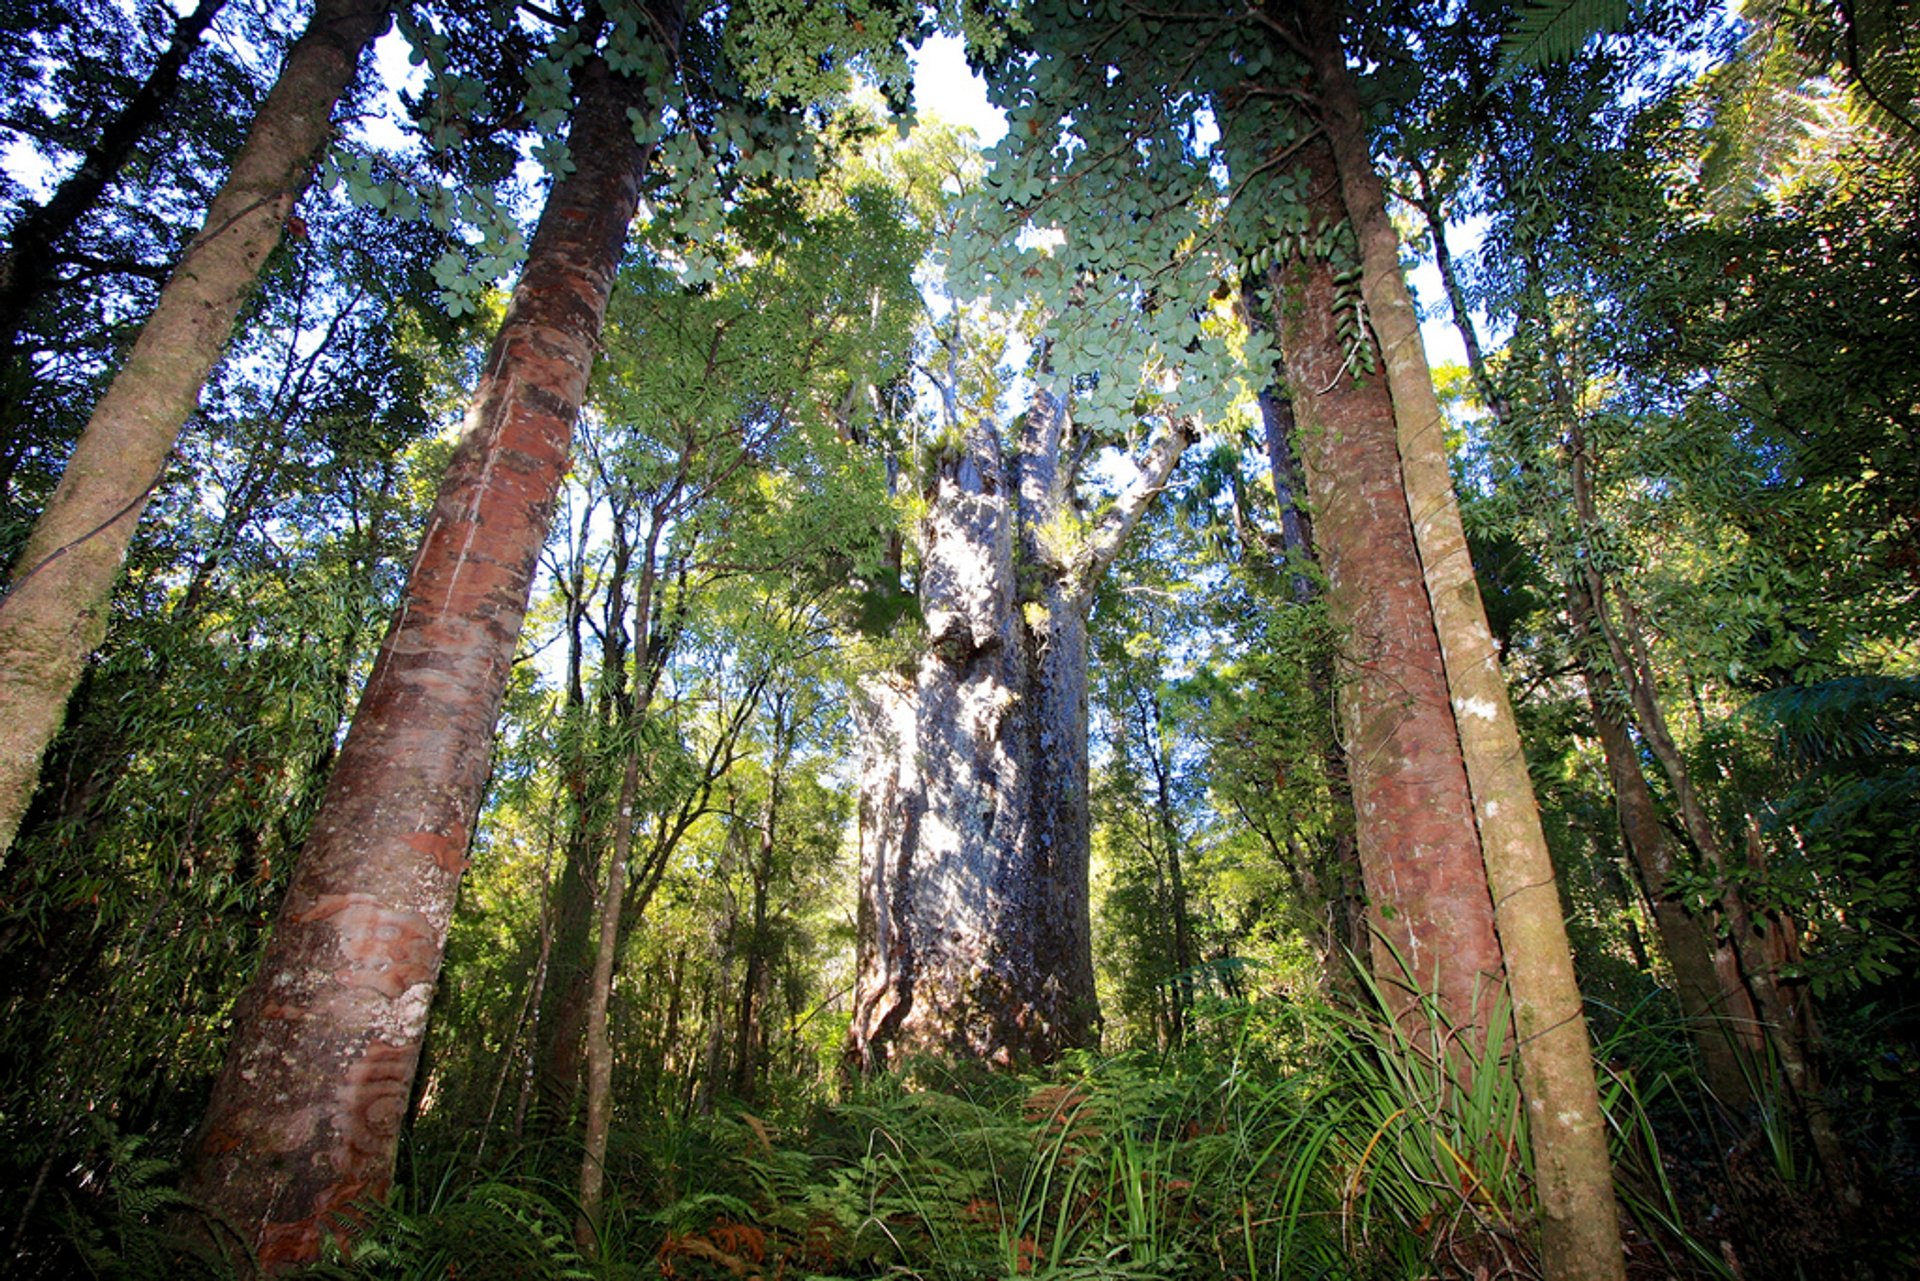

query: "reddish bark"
xmin=182 ymin=54 xmax=663 ymax=1269
xmin=1269 ymin=137 xmax=1504 ymax=1030
xmin=1303 ymin=7 xmax=1623 ymax=1267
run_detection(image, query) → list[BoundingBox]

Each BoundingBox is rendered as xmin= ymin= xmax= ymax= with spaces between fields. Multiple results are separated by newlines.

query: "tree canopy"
xmin=0 ymin=0 xmax=1915 ymax=1274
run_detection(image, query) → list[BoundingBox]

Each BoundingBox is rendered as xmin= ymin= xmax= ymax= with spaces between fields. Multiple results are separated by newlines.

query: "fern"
xmin=1498 ymin=0 xmax=1632 ymax=72
xmin=1739 ymin=674 xmax=1920 ymax=766
xmin=52 ymin=1119 xmax=202 ymax=1278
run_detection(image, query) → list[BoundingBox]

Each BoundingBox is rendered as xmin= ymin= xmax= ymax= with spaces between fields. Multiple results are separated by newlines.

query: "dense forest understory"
xmin=1 ymin=0 xmax=1917 ymax=1276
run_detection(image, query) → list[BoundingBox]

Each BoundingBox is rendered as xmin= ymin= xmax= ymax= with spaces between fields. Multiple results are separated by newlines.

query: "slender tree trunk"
xmin=0 ymin=0 xmax=393 ymax=862
xmin=656 ymin=944 xmax=686 ymax=1103
xmin=534 ymin=506 xmax=627 ymax=1133
xmin=575 ymin=749 xmax=638 ymax=1255
xmin=1416 ymin=176 xmax=1757 ymax=1108
xmin=1302 ymin=6 xmax=1625 ymax=1273
xmin=1571 ymin=583 xmax=1759 ymax=1106
xmin=1406 ymin=158 xmax=1507 ymax=426
xmin=179 ymin=51 xmax=668 ymax=1270
xmin=848 ymin=374 xmax=1191 ymax=1070
xmin=733 ymin=710 xmax=789 ymax=1102
xmin=1568 ymin=439 xmax=1852 ymax=1198
xmin=532 ymin=731 xmax=598 ymax=1128
xmin=697 ymin=912 xmax=735 ymax=1115
xmin=1139 ymin=689 xmax=1194 ymax=1039
xmin=1268 ymin=135 xmax=1503 ymax=1032
xmin=512 ymin=825 xmax=560 ymax=1142
xmin=576 ymin=499 xmax=665 ymax=1249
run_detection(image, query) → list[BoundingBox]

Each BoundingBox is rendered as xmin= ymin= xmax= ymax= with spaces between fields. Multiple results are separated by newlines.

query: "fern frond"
xmin=1739 ymin=674 xmax=1920 ymax=765
xmin=1498 ymin=0 xmax=1631 ymax=73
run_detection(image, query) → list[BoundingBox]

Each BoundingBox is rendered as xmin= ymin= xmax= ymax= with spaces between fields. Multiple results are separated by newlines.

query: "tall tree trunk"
xmin=848 ymin=374 xmax=1192 ymax=1070
xmin=656 ymin=943 xmax=687 ymax=1103
xmin=1267 ymin=135 xmax=1504 ymax=1032
xmin=1138 ymin=688 xmax=1194 ymax=1041
xmin=1250 ymin=320 xmax=1369 ymax=989
xmin=576 ymin=497 xmax=666 ymax=1249
xmin=179 ymin=51 xmax=668 ymax=1270
xmin=733 ymin=703 xmax=790 ymax=1102
xmin=1567 ymin=430 xmax=1852 ymax=1199
xmin=1571 ymin=583 xmax=1760 ymax=1107
xmin=1301 ymin=5 xmax=1625 ymax=1273
xmin=574 ymin=749 xmax=638 ymax=1255
xmin=534 ymin=499 xmax=629 ymax=1133
xmin=1415 ymin=174 xmax=1757 ymax=1109
xmin=0 ymin=0 xmax=393 ymax=862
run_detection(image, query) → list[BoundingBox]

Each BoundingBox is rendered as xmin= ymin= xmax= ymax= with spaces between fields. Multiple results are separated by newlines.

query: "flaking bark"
xmin=1302 ymin=2 xmax=1626 ymax=1272
xmin=181 ymin=51 xmax=667 ymax=1270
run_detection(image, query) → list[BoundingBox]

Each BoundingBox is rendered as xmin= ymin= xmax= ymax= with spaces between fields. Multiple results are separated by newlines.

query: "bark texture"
xmin=1303 ymin=4 xmax=1626 ymax=1273
xmin=1247 ymin=302 xmax=1369 ymax=988
xmin=0 ymin=0 xmax=392 ymax=862
xmin=849 ymin=380 xmax=1192 ymax=1070
xmin=181 ymin=55 xmax=659 ymax=1270
xmin=1270 ymin=136 xmax=1503 ymax=1029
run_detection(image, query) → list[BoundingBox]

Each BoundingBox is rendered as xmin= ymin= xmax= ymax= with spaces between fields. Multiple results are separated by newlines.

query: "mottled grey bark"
xmin=849 ymin=377 xmax=1193 ymax=1070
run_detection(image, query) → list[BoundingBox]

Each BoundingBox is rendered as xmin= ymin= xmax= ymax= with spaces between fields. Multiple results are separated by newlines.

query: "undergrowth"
xmin=47 ymin=992 xmax=1782 ymax=1280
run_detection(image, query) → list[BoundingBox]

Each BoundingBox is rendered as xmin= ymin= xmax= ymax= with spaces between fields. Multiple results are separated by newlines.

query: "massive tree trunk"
xmin=848 ymin=375 xmax=1193 ymax=1071
xmin=1301 ymin=3 xmax=1625 ymax=1272
xmin=0 ymin=0 xmax=393 ymax=862
xmin=180 ymin=48 xmax=670 ymax=1270
xmin=1267 ymin=135 xmax=1504 ymax=1032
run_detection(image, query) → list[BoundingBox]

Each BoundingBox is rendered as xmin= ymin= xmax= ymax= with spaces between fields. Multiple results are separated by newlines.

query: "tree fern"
xmin=1697 ymin=25 xmax=1859 ymax=217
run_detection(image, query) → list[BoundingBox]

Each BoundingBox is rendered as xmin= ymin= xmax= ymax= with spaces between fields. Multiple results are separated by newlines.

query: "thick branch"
xmin=1067 ymin=411 xmax=1197 ymax=608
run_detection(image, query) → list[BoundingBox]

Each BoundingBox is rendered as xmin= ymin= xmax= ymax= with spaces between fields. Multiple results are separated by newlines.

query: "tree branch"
xmin=1068 ymin=410 xmax=1198 ymax=607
